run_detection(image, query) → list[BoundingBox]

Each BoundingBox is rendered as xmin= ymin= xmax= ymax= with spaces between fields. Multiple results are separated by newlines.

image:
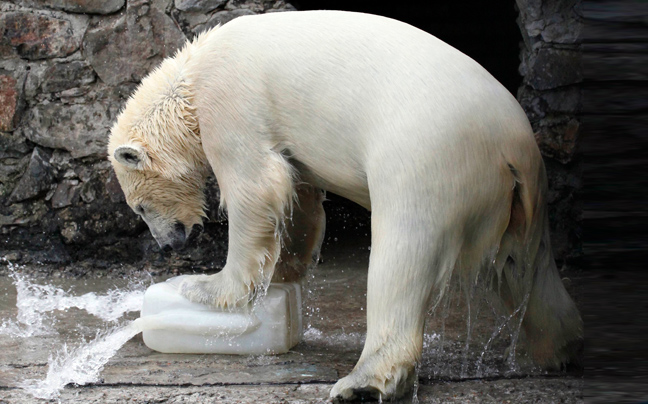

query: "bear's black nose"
xmin=162 ymin=244 xmax=173 ymax=253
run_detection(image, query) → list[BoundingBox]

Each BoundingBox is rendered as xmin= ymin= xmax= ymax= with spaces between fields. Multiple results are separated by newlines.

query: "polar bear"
xmin=108 ymin=10 xmax=583 ymax=401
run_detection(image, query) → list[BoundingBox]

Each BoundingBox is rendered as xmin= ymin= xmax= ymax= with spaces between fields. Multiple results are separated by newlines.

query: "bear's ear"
xmin=114 ymin=145 xmax=148 ymax=170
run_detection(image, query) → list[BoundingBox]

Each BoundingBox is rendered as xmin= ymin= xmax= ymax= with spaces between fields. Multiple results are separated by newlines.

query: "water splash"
xmin=0 ymin=269 xmax=148 ymax=338
xmin=0 ymin=264 xmax=150 ymax=399
xmin=303 ymin=326 xmax=366 ymax=346
xmin=21 ymin=322 xmax=142 ymax=400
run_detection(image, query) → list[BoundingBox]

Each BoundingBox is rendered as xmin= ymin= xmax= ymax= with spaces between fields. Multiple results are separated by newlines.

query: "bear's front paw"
xmin=178 ymin=273 xmax=253 ymax=309
xmin=330 ymin=361 xmax=415 ymax=402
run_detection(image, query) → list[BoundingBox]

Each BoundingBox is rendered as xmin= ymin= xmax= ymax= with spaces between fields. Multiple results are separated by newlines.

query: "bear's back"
xmin=186 ymin=11 xmax=534 ymax=208
xmin=189 ymin=10 xmax=526 ymax=143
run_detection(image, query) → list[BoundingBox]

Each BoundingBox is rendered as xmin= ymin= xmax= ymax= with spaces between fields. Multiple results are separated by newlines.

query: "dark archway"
xmin=291 ymin=1 xmax=522 ymax=94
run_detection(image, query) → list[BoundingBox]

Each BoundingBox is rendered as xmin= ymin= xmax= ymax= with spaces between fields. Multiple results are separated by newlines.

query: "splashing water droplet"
xmin=0 ymin=269 xmax=148 ymax=338
xmin=0 ymin=264 xmax=150 ymax=399
xmin=21 ymin=322 xmax=142 ymax=400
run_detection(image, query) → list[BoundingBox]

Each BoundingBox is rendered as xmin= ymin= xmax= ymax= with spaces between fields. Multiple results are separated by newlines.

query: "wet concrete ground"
xmin=0 ymin=241 xmax=583 ymax=403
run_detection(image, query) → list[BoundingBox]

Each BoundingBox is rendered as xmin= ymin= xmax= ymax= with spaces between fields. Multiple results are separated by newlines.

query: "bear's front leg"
xmin=331 ymin=208 xmax=456 ymax=401
xmin=179 ymin=149 xmax=296 ymax=308
xmin=178 ymin=197 xmax=285 ymax=308
xmin=330 ymin=255 xmax=426 ymax=401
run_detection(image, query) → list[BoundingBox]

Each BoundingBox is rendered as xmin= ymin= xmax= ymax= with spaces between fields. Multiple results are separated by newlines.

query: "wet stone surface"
xmin=0 ymin=243 xmax=583 ymax=403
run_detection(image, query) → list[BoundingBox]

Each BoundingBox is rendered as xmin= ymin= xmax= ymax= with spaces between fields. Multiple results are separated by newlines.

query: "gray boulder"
xmin=8 ymin=147 xmax=53 ymax=204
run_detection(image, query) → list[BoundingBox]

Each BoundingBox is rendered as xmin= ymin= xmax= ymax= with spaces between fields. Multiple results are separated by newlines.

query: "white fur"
xmin=108 ymin=11 xmax=582 ymax=401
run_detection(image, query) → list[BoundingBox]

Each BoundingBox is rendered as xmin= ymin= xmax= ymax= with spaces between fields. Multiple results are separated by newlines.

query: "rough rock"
xmin=22 ymin=97 xmax=120 ymax=158
xmin=0 ymin=198 xmax=48 ymax=227
xmin=7 ymin=147 xmax=53 ymax=204
xmin=2 ymin=251 xmax=21 ymax=262
xmin=539 ymin=87 xmax=582 ymax=114
xmin=265 ymin=1 xmax=297 ymax=12
xmin=83 ymin=1 xmax=187 ymax=85
xmin=49 ymin=149 xmax=73 ymax=174
xmin=525 ymin=48 xmax=582 ymax=90
xmin=518 ymin=85 xmax=582 ymax=122
xmin=23 ymin=63 xmax=48 ymax=98
xmin=40 ymin=61 xmax=96 ymax=93
xmin=192 ymin=9 xmax=255 ymax=35
xmin=79 ymin=181 xmax=96 ymax=203
xmin=515 ymin=0 xmax=543 ymax=22
xmin=0 ymin=152 xmax=29 ymax=202
xmin=0 ymin=132 xmax=30 ymax=159
xmin=175 ymin=0 xmax=225 ymax=12
xmin=515 ymin=0 xmax=581 ymax=45
xmin=224 ymin=0 xmax=267 ymax=12
xmin=541 ymin=16 xmax=582 ymax=44
xmin=51 ymin=179 xmax=80 ymax=208
xmin=172 ymin=11 xmax=210 ymax=37
xmin=60 ymin=219 xmax=83 ymax=243
xmin=0 ymin=12 xmax=78 ymax=60
xmin=105 ymin=170 xmax=126 ymax=203
xmin=0 ymin=75 xmax=18 ymax=131
xmin=35 ymin=0 xmax=126 ymax=15
xmin=534 ymin=118 xmax=580 ymax=164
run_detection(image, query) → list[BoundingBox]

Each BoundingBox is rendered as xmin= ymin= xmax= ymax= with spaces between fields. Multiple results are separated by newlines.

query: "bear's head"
xmin=108 ymin=58 xmax=208 ymax=252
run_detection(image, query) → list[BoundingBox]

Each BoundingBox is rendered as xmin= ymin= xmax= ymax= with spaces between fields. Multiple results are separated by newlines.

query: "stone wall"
xmin=0 ymin=0 xmax=584 ymax=270
xmin=0 ymin=0 xmax=294 ymax=270
xmin=515 ymin=0 xmax=583 ymax=263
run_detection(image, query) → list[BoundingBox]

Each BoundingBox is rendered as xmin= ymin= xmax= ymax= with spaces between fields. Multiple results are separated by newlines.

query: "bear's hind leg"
xmin=503 ymin=225 xmax=583 ymax=369
xmin=273 ymin=184 xmax=326 ymax=283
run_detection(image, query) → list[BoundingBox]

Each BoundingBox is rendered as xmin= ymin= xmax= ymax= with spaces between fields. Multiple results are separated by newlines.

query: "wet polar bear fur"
xmin=108 ymin=11 xmax=583 ymax=401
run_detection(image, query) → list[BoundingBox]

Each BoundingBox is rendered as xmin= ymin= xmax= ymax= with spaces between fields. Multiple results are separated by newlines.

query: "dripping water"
xmin=506 ymin=290 xmax=530 ymax=374
xmin=475 ymin=291 xmax=529 ymax=376
xmin=411 ymin=361 xmax=420 ymax=404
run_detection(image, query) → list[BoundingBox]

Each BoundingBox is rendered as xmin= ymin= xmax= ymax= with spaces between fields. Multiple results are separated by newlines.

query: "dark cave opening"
xmin=291 ymin=1 xmax=523 ymax=95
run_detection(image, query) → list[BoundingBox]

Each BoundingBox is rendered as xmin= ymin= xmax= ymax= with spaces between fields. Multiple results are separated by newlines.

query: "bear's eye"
xmin=135 ymin=205 xmax=145 ymax=215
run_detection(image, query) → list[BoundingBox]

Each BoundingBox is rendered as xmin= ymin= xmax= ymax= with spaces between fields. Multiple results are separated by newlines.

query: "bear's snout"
xmin=161 ymin=222 xmax=187 ymax=252
xmin=160 ymin=223 xmax=203 ymax=252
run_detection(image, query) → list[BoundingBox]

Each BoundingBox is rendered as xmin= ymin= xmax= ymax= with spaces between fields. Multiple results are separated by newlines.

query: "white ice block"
xmin=138 ymin=276 xmax=302 ymax=355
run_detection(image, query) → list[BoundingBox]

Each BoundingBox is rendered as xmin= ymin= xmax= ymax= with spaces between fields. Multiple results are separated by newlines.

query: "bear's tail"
xmin=495 ymin=157 xmax=583 ymax=369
